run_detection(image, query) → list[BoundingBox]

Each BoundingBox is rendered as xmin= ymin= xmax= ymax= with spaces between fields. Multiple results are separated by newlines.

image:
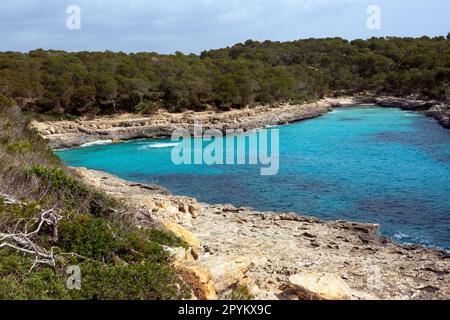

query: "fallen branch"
xmin=0 ymin=195 xmax=63 ymax=272
xmin=0 ymin=193 xmax=20 ymax=205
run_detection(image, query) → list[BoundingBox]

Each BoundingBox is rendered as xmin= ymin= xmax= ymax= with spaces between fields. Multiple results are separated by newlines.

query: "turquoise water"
xmin=56 ymin=107 xmax=450 ymax=250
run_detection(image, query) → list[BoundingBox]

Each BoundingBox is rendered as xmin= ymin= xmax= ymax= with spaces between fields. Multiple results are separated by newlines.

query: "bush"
xmin=58 ymin=214 xmax=120 ymax=260
xmin=0 ymin=200 xmax=192 ymax=300
xmin=0 ymin=95 xmax=16 ymax=108
xmin=0 ymin=107 xmax=192 ymax=300
xmin=70 ymin=260 xmax=189 ymax=300
xmin=56 ymin=213 xmax=189 ymax=263
xmin=28 ymin=165 xmax=116 ymax=215
xmin=134 ymin=101 xmax=160 ymax=115
xmin=0 ymin=252 xmax=190 ymax=300
xmin=226 ymin=285 xmax=254 ymax=300
xmin=0 ymin=253 xmax=70 ymax=300
xmin=5 ymin=139 xmax=33 ymax=154
xmin=145 ymin=228 xmax=188 ymax=249
xmin=189 ymin=102 xmax=208 ymax=112
xmin=0 ymin=199 xmax=41 ymax=228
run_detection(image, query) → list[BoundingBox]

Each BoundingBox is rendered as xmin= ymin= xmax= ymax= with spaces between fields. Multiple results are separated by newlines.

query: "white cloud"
xmin=0 ymin=0 xmax=447 ymax=53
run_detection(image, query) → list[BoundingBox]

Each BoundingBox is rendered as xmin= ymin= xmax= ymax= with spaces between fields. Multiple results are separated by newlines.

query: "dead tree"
xmin=0 ymin=193 xmax=63 ymax=272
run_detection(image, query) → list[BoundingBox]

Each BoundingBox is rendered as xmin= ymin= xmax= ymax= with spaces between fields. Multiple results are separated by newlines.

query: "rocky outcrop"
xmin=284 ymin=271 xmax=376 ymax=300
xmin=31 ymin=96 xmax=449 ymax=149
xmin=426 ymin=104 xmax=450 ymax=128
xmin=31 ymin=97 xmax=366 ymax=149
xmin=285 ymin=272 xmax=357 ymax=300
xmin=375 ymin=96 xmax=450 ymax=129
xmin=74 ymin=168 xmax=450 ymax=300
xmin=162 ymin=219 xmax=201 ymax=258
xmin=375 ymin=97 xmax=436 ymax=111
xmin=177 ymin=263 xmax=218 ymax=300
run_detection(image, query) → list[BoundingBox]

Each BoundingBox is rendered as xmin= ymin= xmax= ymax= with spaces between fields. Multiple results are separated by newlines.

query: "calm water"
xmin=56 ymin=107 xmax=450 ymax=250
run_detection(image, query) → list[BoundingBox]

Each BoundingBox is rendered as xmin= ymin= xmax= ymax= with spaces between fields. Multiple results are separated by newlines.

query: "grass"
xmin=0 ymin=103 xmax=191 ymax=300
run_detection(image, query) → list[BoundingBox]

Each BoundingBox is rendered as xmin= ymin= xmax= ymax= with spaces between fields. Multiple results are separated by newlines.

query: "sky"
xmin=0 ymin=0 xmax=449 ymax=53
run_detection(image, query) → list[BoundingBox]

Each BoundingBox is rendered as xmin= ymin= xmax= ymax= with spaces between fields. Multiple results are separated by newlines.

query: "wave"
xmin=138 ymin=142 xmax=180 ymax=150
xmin=393 ymin=232 xmax=409 ymax=240
xmin=80 ymin=140 xmax=113 ymax=148
xmin=402 ymin=113 xmax=419 ymax=117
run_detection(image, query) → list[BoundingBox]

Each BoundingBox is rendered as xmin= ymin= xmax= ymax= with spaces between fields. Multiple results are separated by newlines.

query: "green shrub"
xmin=5 ymin=139 xmax=33 ymax=154
xmin=28 ymin=165 xmax=116 ymax=215
xmin=0 ymin=95 xmax=16 ymax=108
xmin=0 ymin=107 xmax=192 ymax=300
xmin=57 ymin=214 xmax=180 ymax=264
xmin=119 ymin=231 xmax=168 ymax=263
xmin=189 ymin=102 xmax=208 ymax=112
xmin=226 ymin=284 xmax=254 ymax=300
xmin=58 ymin=214 xmax=120 ymax=260
xmin=0 ymin=253 xmax=190 ymax=300
xmin=0 ymin=251 xmax=71 ymax=300
xmin=134 ymin=101 xmax=160 ymax=115
xmin=69 ymin=260 xmax=189 ymax=300
xmin=145 ymin=228 xmax=188 ymax=249
xmin=0 ymin=198 xmax=42 ymax=226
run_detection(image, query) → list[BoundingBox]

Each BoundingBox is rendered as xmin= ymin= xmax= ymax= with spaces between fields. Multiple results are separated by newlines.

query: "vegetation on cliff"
xmin=0 ymin=36 xmax=449 ymax=117
xmin=0 ymin=103 xmax=190 ymax=299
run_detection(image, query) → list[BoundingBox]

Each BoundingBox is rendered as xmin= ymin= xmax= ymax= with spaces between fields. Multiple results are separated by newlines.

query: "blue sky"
xmin=0 ymin=0 xmax=448 ymax=53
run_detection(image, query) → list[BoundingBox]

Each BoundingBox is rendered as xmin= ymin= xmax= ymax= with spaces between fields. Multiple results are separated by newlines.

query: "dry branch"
xmin=0 ymin=194 xmax=63 ymax=272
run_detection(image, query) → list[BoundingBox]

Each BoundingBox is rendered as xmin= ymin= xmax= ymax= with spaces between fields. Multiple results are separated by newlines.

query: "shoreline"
xmin=32 ymin=95 xmax=449 ymax=150
xmin=34 ymin=95 xmax=450 ymax=300
xmin=74 ymin=167 xmax=450 ymax=300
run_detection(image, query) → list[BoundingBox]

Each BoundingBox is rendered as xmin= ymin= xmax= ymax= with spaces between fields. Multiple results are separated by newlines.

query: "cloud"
xmin=0 ymin=0 xmax=448 ymax=53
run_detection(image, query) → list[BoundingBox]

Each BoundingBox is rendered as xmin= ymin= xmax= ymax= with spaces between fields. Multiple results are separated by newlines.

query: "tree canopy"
xmin=0 ymin=36 xmax=449 ymax=116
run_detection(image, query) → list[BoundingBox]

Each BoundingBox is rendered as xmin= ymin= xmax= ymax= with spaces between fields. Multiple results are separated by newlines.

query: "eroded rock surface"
xmin=32 ymin=96 xmax=449 ymax=150
xmin=31 ymin=97 xmax=363 ymax=149
xmin=75 ymin=168 xmax=450 ymax=300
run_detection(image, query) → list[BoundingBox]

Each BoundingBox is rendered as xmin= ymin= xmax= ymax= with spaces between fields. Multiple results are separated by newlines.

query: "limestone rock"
xmin=70 ymin=167 xmax=450 ymax=300
xmin=30 ymin=97 xmax=365 ymax=149
xmin=177 ymin=264 xmax=218 ymax=300
xmin=163 ymin=219 xmax=200 ymax=257
xmin=165 ymin=246 xmax=196 ymax=264
xmin=201 ymin=255 xmax=256 ymax=293
xmin=287 ymin=271 xmax=355 ymax=300
xmin=188 ymin=204 xmax=200 ymax=218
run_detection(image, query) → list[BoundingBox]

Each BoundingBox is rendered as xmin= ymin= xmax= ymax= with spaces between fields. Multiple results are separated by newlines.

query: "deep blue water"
xmin=56 ymin=107 xmax=450 ymax=250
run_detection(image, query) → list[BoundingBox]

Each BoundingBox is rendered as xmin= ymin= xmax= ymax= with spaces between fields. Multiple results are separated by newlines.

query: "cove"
xmin=56 ymin=106 xmax=450 ymax=250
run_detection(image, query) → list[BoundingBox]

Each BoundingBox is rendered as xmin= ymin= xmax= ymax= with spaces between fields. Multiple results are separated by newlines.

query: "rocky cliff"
xmin=75 ymin=168 xmax=450 ymax=300
xmin=31 ymin=97 xmax=363 ymax=149
xmin=31 ymin=96 xmax=449 ymax=150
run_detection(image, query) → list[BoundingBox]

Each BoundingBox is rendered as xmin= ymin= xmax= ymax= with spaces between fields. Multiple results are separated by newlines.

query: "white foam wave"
xmin=138 ymin=142 xmax=180 ymax=150
xmin=80 ymin=140 xmax=113 ymax=148
xmin=393 ymin=232 xmax=409 ymax=240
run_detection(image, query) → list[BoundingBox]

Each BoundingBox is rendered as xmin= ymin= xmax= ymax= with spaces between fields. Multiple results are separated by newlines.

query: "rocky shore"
xmin=32 ymin=96 xmax=449 ymax=150
xmin=374 ymin=96 xmax=450 ymax=128
xmin=75 ymin=168 xmax=450 ymax=300
xmin=31 ymin=97 xmax=365 ymax=149
xmin=32 ymin=95 xmax=450 ymax=300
